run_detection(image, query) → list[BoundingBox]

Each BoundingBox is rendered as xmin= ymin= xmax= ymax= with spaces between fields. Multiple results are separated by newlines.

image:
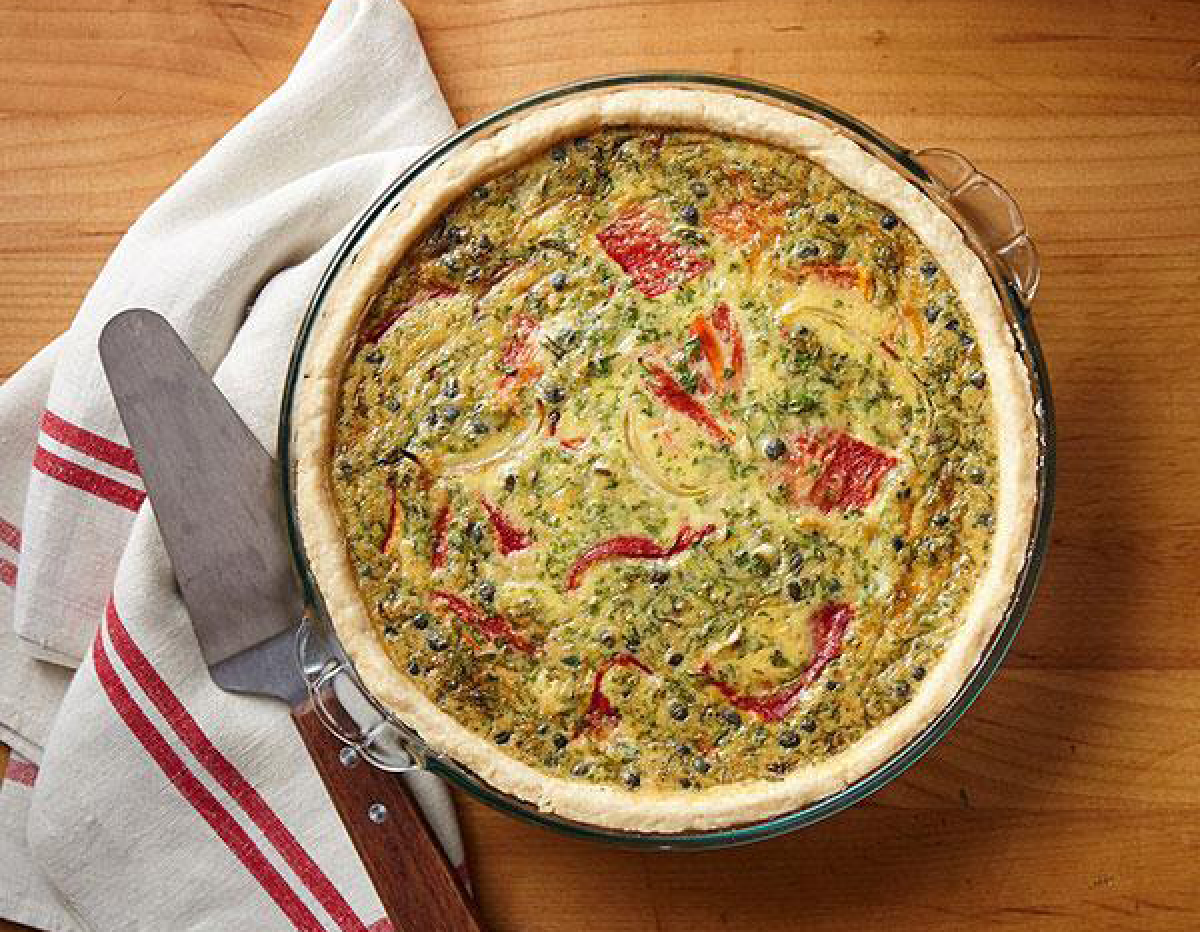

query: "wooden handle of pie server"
xmin=292 ymin=699 xmax=484 ymax=932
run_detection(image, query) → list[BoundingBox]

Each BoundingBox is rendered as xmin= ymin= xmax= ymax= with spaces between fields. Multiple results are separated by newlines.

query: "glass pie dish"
xmin=278 ymin=73 xmax=1055 ymax=849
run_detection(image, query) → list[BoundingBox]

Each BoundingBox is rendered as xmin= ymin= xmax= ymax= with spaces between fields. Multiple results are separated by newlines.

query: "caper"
xmin=763 ymin=437 xmax=787 ymax=460
xmin=427 ymin=634 xmax=449 ymax=652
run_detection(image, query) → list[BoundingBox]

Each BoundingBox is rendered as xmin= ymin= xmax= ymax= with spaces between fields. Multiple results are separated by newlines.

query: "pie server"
xmin=99 ymin=309 xmax=483 ymax=932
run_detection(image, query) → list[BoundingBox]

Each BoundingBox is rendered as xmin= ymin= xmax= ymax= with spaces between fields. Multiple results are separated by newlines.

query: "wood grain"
xmin=2 ymin=1 xmax=1199 ymax=930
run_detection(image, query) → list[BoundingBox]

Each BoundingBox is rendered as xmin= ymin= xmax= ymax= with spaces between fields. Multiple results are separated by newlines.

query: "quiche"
xmin=294 ymin=90 xmax=1037 ymax=832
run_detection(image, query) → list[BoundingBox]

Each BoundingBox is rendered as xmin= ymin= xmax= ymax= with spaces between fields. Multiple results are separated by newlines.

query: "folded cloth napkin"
xmin=0 ymin=2 xmax=469 ymax=929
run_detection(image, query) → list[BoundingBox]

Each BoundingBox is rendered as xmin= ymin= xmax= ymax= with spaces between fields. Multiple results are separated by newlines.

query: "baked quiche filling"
xmin=330 ymin=128 xmax=997 ymax=793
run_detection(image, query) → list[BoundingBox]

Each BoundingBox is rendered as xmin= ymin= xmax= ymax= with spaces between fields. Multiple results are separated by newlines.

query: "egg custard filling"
xmin=296 ymin=91 xmax=1036 ymax=831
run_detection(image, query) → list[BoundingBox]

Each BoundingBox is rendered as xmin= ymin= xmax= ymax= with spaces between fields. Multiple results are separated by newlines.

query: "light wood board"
xmin=2 ymin=2 xmax=1198 ymax=930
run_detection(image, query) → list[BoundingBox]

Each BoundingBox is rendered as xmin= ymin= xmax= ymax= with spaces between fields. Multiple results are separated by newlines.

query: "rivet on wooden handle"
xmin=292 ymin=699 xmax=485 ymax=932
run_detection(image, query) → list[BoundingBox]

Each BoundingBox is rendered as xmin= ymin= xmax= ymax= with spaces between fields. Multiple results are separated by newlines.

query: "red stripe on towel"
xmin=0 ymin=557 xmax=15 ymax=588
xmin=105 ymin=600 xmax=370 ymax=932
xmin=0 ymin=518 xmax=20 ymax=552
xmin=93 ymin=630 xmax=326 ymax=932
xmin=41 ymin=410 xmax=140 ymax=475
xmin=4 ymin=755 xmax=37 ymax=787
xmin=33 ymin=446 xmax=145 ymax=512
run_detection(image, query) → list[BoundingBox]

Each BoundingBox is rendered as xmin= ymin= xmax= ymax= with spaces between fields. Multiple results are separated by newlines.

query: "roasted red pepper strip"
xmin=701 ymin=602 xmax=854 ymax=722
xmin=806 ymin=430 xmax=898 ymax=513
xmin=479 ymin=497 xmax=533 ymax=555
xmin=566 ymin=523 xmax=717 ymax=591
xmin=708 ymin=200 xmax=784 ymax=243
xmin=357 ymin=286 xmax=458 ymax=349
xmin=799 ymin=262 xmax=871 ymax=295
xmin=430 ymin=590 xmax=536 ymax=655
xmin=689 ymin=314 xmax=725 ymax=391
xmin=643 ymin=362 xmax=732 ymax=445
xmin=430 ymin=501 xmax=451 ymax=569
xmin=575 ymin=653 xmax=652 ymax=737
xmin=596 ymin=207 xmax=712 ymax=298
xmin=711 ymin=302 xmax=745 ymax=381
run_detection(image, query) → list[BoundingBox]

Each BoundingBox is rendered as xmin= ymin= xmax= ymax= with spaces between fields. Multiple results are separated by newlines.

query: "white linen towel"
xmin=0 ymin=2 xmax=471 ymax=929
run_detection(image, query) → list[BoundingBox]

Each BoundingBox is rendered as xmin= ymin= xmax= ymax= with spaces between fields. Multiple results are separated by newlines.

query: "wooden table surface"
xmin=2 ymin=2 xmax=1198 ymax=930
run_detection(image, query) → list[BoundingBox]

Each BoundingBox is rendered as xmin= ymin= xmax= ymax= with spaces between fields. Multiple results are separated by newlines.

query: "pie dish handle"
xmin=295 ymin=618 xmax=484 ymax=931
xmin=296 ymin=615 xmax=430 ymax=774
xmin=909 ymin=148 xmax=1040 ymax=308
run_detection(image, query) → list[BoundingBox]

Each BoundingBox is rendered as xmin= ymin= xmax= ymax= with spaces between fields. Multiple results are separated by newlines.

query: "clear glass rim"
xmin=278 ymin=72 xmax=1056 ymax=849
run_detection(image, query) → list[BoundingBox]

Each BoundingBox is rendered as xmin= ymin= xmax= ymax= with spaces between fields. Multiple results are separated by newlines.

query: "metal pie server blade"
xmin=99 ymin=308 xmax=306 ymax=704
